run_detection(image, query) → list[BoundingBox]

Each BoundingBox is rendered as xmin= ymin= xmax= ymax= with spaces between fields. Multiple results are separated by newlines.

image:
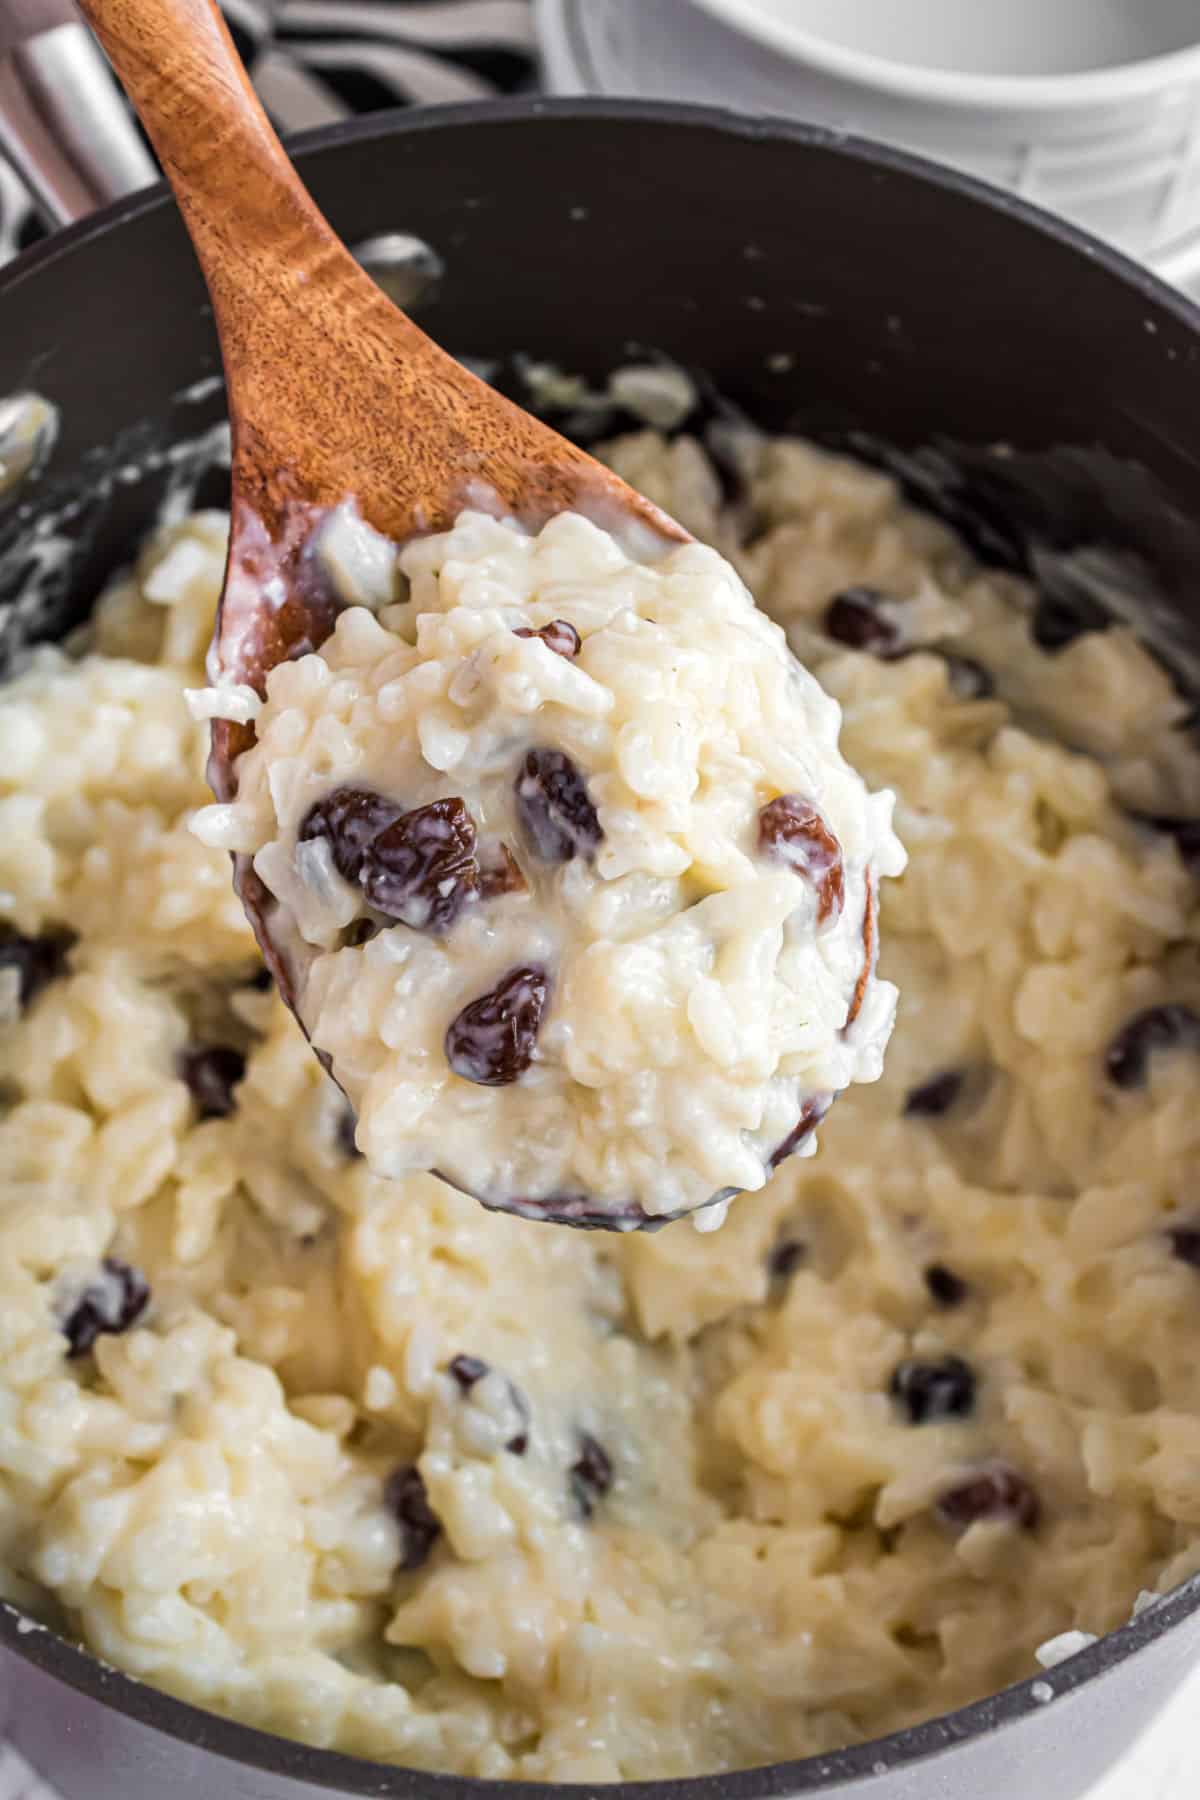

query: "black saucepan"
xmin=1 ymin=98 xmax=1199 ymax=1800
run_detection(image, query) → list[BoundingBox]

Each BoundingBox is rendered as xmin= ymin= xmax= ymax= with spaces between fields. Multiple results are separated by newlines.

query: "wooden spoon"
xmin=71 ymin=0 xmax=685 ymax=738
xmin=74 ymin=0 xmax=747 ymax=1227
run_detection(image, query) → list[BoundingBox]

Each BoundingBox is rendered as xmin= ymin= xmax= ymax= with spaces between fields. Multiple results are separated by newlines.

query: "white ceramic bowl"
xmin=537 ymin=0 xmax=1200 ymax=290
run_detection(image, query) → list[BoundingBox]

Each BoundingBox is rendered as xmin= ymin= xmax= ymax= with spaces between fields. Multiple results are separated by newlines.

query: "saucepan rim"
xmin=2 ymin=94 xmax=1200 ymax=1798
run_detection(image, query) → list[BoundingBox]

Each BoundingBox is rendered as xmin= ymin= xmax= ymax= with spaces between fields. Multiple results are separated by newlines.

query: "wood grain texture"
xmin=73 ymin=0 xmax=686 ymax=702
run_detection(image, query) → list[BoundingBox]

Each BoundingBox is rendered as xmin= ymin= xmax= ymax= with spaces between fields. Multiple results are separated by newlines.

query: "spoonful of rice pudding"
xmin=79 ymin=0 xmax=906 ymax=1228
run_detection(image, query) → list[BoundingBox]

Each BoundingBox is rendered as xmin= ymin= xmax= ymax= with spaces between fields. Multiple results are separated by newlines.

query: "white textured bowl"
xmin=694 ymin=0 xmax=1200 ymax=101
xmin=537 ymin=0 xmax=1200 ymax=291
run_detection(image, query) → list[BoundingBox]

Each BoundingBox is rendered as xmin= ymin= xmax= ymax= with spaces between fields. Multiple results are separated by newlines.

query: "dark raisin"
xmin=936 ymin=1464 xmax=1040 ymax=1532
xmin=758 ymin=795 xmax=844 ymax=923
xmin=924 ymin=1264 xmax=969 ymax=1308
xmin=298 ymin=787 xmax=403 ymax=885
xmin=360 ymin=798 xmax=478 ymax=934
xmin=824 ymin=587 xmax=904 ymax=657
xmin=61 ymin=1258 xmax=150 ymax=1358
xmin=889 ymin=1355 xmax=976 ymax=1424
xmin=0 ymin=925 xmax=75 ymax=1011
xmin=179 ymin=1045 xmax=246 ymax=1120
xmin=477 ymin=841 xmax=527 ymax=901
xmin=942 ymin=654 xmax=995 ymax=701
xmin=1134 ymin=816 xmax=1200 ymax=880
xmin=445 ymin=965 xmax=549 ymax=1087
xmin=384 ymin=1464 xmax=442 ymax=1571
xmin=337 ymin=1105 xmax=362 ymax=1159
xmin=514 ymin=619 xmax=582 ymax=659
xmin=904 ymin=1070 xmax=965 ymax=1118
xmin=1168 ymin=1227 xmax=1200 ymax=1269
xmin=448 ymin=1353 xmax=489 ymax=1391
xmin=570 ymin=1432 xmax=613 ymax=1519
xmin=302 ymin=782 xmax=482 ymax=934
xmin=1030 ymin=592 xmax=1107 ymax=654
xmin=1105 ymin=1005 xmax=1200 ymax=1090
xmin=515 ymin=748 xmax=602 ymax=863
xmin=768 ymin=1237 xmax=806 ymax=1282
xmin=248 ymin=964 xmax=274 ymax=992
xmin=446 ymin=1356 xmax=529 ymax=1454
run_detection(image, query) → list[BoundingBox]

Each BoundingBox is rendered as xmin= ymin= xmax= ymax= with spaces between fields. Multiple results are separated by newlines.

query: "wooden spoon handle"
xmin=74 ymin=0 xmax=423 ymax=399
xmin=74 ymin=0 xmax=316 ymax=275
xmin=76 ymin=0 xmax=688 ymax=559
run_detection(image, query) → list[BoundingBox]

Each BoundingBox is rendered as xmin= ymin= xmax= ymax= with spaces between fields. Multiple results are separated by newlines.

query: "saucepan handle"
xmin=0 ymin=0 xmax=155 ymax=230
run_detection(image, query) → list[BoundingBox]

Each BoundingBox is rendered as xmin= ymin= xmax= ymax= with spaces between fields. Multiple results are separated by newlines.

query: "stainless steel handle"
xmin=0 ymin=0 xmax=156 ymax=231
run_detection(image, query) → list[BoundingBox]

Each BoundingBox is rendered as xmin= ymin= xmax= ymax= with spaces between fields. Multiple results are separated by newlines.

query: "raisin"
xmin=924 ymin=1264 xmax=969 ymax=1308
xmin=514 ymin=619 xmax=582 ymax=659
xmin=301 ymin=787 xmax=486 ymax=934
xmin=824 ymin=587 xmax=904 ymax=657
xmin=0 ymin=925 xmax=75 ymax=1011
xmin=515 ymin=749 xmax=602 ymax=863
xmin=445 ymin=965 xmax=549 ymax=1086
xmin=360 ymin=798 xmax=478 ymax=934
xmin=448 ymin=1353 xmax=489 ymax=1391
xmin=61 ymin=1258 xmax=150 ymax=1358
xmin=1168 ymin=1227 xmax=1200 ymax=1269
xmin=504 ymin=1385 xmax=531 ymax=1456
xmin=758 ymin=795 xmax=845 ymax=923
xmin=384 ymin=1464 xmax=442 ymax=1571
xmin=248 ymin=964 xmax=274 ymax=992
xmin=889 ymin=1355 xmax=976 ymax=1424
xmin=942 ymin=654 xmax=995 ymax=701
xmin=936 ymin=1464 xmax=1040 ymax=1533
xmin=570 ymin=1432 xmax=613 ymax=1519
xmin=477 ymin=841 xmax=527 ymax=901
xmin=1105 ymin=1005 xmax=1200 ymax=1090
xmin=767 ymin=1237 xmax=806 ymax=1282
xmin=446 ymin=1355 xmax=529 ymax=1454
xmin=904 ymin=1070 xmax=964 ymax=1117
xmin=337 ymin=1104 xmax=362 ymax=1159
xmin=299 ymin=787 xmax=403 ymax=885
xmin=179 ymin=1045 xmax=246 ymax=1119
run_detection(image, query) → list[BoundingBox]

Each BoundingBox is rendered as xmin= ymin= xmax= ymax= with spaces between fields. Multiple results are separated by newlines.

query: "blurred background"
xmin=3 ymin=0 xmax=1200 ymax=288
